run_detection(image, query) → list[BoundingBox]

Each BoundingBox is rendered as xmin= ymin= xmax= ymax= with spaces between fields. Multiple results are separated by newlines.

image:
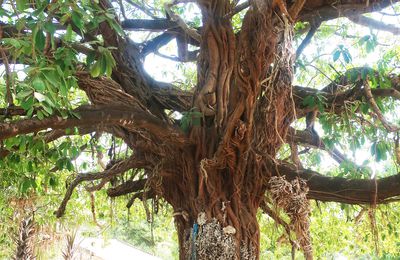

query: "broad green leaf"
xmin=332 ymin=50 xmax=341 ymax=62
xmin=65 ymin=24 xmax=73 ymax=42
xmin=42 ymin=70 xmax=60 ymax=86
xmin=37 ymin=110 xmax=44 ymax=120
xmin=71 ymin=11 xmax=84 ymax=30
xmin=20 ymin=96 xmax=34 ymax=111
xmin=32 ymin=77 xmax=46 ymax=91
xmin=35 ymin=29 xmax=46 ymax=51
xmin=2 ymin=38 xmax=22 ymax=49
xmin=358 ymin=35 xmax=370 ymax=45
xmin=20 ymin=179 xmax=32 ymax=193
xmin=16 ymin=0 xmax=28 ymax=12
xmin=44 ymin=21 xmax=57 ymax=34
xmin=17 ymin=90 xmax=33 ymax=99
xmin=90 ymin=60 xmax=102 ymax=77
xmin=342 ymin=51 xmax=352 ymax=63
xmin=49 ymin=176 xmax=57 ymax=187
xmin=42 ymin=103 xmax=53 ymax=115
xmin=86 ymin=51 xmax=96 ymax=66
xmin=16 ymin=18 xmax=27 ymax=31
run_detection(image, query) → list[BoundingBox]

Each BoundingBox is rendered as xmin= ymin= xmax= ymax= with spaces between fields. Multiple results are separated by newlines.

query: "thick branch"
xmin=293 ymin=67 xmax=400 ymax=117
xmin=348 ymin=15 xmax=400 ymax=35
xmin=107 ymin=178 xmax=147 ymax=197
xmin=122 ymin=19 xmax=178 ymax=31
xmin=151 ymin=86 xmax=193 ymax=112
xmin=42 ymin=127 xmax=98 ymax=143
xmin=164 ymin=2 xmax=201 ymax=42
xmin=141 ymin=32 xmax=176 ymax=56
xmin=126 ymin=190 xmax=156 ymax=208
xmin=287 ymin=128 xmax=347 ymax=164
xmin=274 ymin=161 xmax=400 ymax=204
xmin=296 ymin=21 xmax=321 ymax=59
xmin=299 ymin=0 xmax=400 ymax=24
xmin=0 ymin=105 xmax=188 ymax=146
xmin=0 ymin=106 xmax=28 ymax=117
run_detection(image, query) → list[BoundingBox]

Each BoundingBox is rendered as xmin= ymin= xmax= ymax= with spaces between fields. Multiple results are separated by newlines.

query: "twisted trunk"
xmin=158 ymin=1 xmax=297 ymax=259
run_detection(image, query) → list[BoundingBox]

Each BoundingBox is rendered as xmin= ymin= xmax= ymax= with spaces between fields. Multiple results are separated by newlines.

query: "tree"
xmin=1 ymin=0 xmax=400 ymax=259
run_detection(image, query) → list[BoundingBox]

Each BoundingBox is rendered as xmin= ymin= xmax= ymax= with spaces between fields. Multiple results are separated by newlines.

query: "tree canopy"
xmin=1 ymin=0 xmax=400 ymax=259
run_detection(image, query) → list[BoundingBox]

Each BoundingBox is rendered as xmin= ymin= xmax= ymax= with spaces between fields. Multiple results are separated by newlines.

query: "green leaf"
xmin=44 ymin=21 xmax=57 ymax=34
xmin=360 ymin=103 xmax=369 ymax=114
xmin=108 ymin=19 xmax=124 ymax=36
xmin=358 ymin=35 xmax=370 ymax=45
xmin=42 ymin=70 xmax=60 ymax=86
xmin=302 ymin=95 xmax=316 ymax=108
xmin=27 ymin=107 xmax=34 ymax=117
xmin=49 ymin=176 xmax=57 ymax=187
xmin=21 ymin=96 xmax=34 ymax=110
xmin=191 ymin=112 xmax=202 ymax=126
xmin=35 ymin=29 xmax=46 ymax=51
xmin=17 ymin=90 xmax=33 ymax=99
xmin=16 ymin=0 xmax=28 ymax=12
xmin=2 ymin=38 xmax=22 ymax=49
xmin=16 ymin=18 xmax=27 ymax=31
xmin=20 ymin=179 xmax=32 ymax=193
xmin=333 ymin=50 xmax=341 ymax=62
xmin=100 ymin=55 xmax=107 ymax=75
xmin=90 ymin=60 xmax=102 ymax=77
xmin=342 ymin=51 xmax=352 ymax=64
xmin=32 ymin=77 xmax=46 ymax=91
xmin=86 ymin=51 xmax=96 ymax=66
xmin=42 ymin=103 xmax=53 ymax=115
xmin=37 ymin=110 xmax=44 ymax=120
xmin=69 ymin=111 xmax=81 ymax=119
xmin=65 ymin=160 xmax=74 ymax=171
xmin=65 ymin=24 xmax=73 ymax=42
xmin=71 ymin=11 xmax=84 ymax=30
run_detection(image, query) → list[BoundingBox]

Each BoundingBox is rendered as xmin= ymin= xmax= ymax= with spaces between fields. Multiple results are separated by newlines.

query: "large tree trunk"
xmin=159 ymin=1 xmax=297 ymax=259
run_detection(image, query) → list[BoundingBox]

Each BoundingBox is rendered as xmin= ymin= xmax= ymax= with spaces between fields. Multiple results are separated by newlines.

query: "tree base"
xmin=183 ymin=215 xmax=256 ymax=260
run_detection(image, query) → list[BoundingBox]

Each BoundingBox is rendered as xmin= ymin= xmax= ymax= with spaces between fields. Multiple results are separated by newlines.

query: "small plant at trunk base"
xmin=62 ymin=230 xmax=77 ymax=260
xmin=13 ymin=217 xmax=36 ymax=260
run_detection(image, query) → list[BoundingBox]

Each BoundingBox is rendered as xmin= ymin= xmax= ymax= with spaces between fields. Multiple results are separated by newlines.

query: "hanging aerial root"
xmin=268 ymin=176 xmax=313 ymax=259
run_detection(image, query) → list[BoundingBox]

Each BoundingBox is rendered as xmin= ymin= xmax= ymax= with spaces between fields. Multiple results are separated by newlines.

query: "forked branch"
xmin=287 ymin=128 xmax=348 ymax=164
xmin=363 ymin=81 xmax=400 ymax=132
xmin=54 ymin=156 xmax=145 ymax=217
